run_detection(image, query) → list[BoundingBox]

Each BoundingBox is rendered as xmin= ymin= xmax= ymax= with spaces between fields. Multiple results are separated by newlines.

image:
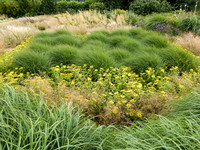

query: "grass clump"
xmin=158 ymin=46 xmax=199 ymax=72
xmin=1 ymin=29 xmax=199 ymax=74
xmin=34 ymin=30 xmax=72 ymax=38
xmin=47 ymin=45 xmax=78 ymax=66
xmin=87 ymin=32 xmax=109 ymax=43
xmin=144 ymin=15 xmax=176 ymax=30
xmin=12 ymin=51 xmax=51 ymax=73
xmin=114 ymin=91 xmax=200 ymax=149
xmin=178 ymin=16 xmax=200 ymax=33
xmin=109 ymin=49 xmax=131 ymax=63
xmin=123 ymin=53 xmax=164 ymax=74
xmin=129 ymin=28 xmax=149 ymax=38
xmin=77 ymin=50 xmax=116 ymax=69
xmin=110 ymin=29 xmax=131 ymax=37
xmin=120 ymin=39 xmax=142 ymax=52
xmin=142 ymin=32 xmax=169 ymax=48
xmin=27 ymin=43 xmax=51 ymax=53
xmin=109 ymin=35 xmax=130 ymax=47
xmin=144 ymin=15 xmax=180 ymax=35
xmin=33 ymin=32 xmax=81 ymax=47
xmin=81 ymin=40 xmax=110 ymax=51
xmin=53 ymin=35 xmax=81 ymax=47
xmin=33 ymin=35 xmax=81 ymax=47
xmin=0 ymin=85 xmax=114 ymax=149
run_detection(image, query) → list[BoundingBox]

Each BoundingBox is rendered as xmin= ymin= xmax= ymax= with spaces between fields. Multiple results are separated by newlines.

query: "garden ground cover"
xmin=0 ymin=24 xmax=200 ymax=149
xmin=3 ymin=28 xmax=199 ymax=75
xmin=0 ymin=85 xmax=200 ymax=149
xmin=0 ymin=28 xmax=200 ymax=124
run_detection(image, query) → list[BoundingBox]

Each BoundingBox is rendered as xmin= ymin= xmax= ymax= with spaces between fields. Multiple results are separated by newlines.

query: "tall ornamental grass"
xmin=0 ymin=85 xmax=114 ymax=149
xmin=1 ymin=85 xmax=200 ymax=149
xmin=114 ymin=90 xmax=200 ymax=149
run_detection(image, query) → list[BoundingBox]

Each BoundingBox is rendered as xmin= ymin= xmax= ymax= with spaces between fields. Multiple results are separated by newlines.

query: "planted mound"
xmin=5 ymin=28 xmax=200 ymax=74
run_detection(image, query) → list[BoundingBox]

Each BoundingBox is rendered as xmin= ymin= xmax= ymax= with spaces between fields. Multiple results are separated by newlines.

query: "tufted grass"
xmin=0 ymin=85 xmax=115 ymax=150
xmin=4 ymin=28 xmax=199 ymax=74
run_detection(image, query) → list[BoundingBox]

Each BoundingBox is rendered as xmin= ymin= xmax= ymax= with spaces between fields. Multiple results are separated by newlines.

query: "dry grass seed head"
xmin=175 ymin=32 xmax=200 ymax=56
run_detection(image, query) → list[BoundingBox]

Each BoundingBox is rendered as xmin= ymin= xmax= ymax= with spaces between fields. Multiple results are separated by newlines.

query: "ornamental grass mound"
xmin=1 ymin=28 xmax=199 ymax=74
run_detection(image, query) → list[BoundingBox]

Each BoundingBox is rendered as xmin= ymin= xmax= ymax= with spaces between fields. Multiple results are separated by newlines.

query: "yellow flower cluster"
xmin=50 ymin=64 xmax=200 ymax=121
xmin=1 ymin=56 xmax=200 ymax=124
xmin=73 ymin=34 xmax=87 ymax=41
xmin=0 ymin=37 xmax=31 ymax=70
xmin=112 ymin=9 xmax=127 ymax=15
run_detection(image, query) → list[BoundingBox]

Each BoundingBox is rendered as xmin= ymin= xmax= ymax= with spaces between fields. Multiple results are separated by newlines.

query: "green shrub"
xmin=129 ymin=0 xmax=172 ymax=15
xmin=106 ymin=12 xmax=112 ymax=19
xmin=48 ymin=45 xmax=78 ymax=66
xmin=57 ymin=1 xmax=85 ymax=13
xmin=167 ymin=0 xmax=198 ymax=11
xmin=17 ymin=0 xmax=41 ymax=16
xmin=178 ymin=16 xmax=200 ymax=33
xmin=128 ymin=16 xmax=138 ymax=25
xmin=65 ymin=1 xmax=84 ymax=11
xmin=98 ymin=0 xmax=126 ymax=10
xmin=89 ymin=2 xmax=104 ymax=12
xmin=77 ymin=50 xmax=116 ymax=69
xmin=40 ymin=0 xmax=57 ymax=14
xmin=12 ymin=51 xmax=51 ymax=73
xmin=0 ymin=0 xmax=41 ymax=17
xmin=0 ymin=0 xmax=20 ymax=17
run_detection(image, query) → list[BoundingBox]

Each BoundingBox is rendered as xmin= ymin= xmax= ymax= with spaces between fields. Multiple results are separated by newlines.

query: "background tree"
xmin=166 ymin=0 xmax=200 ymax=11
xmin=40 ymin=0 xmax=56 ymax=14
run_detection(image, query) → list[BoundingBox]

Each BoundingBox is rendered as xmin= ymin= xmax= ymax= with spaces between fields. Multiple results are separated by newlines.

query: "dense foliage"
xmin=40 ymin=0 xmax=57 ymax=14
xmin=1 ymin=85 xmax=200 ymax=149
xmin=1 ymin=29 xmax=198 ymax=74
xmin=0 ymin=11 xmax=200 ymax=148
xmin=97 ymin=0 xmax=131 ymax=10
xmin=1 ymin=0 xmax=200 ymax=17
xmin=0 ymin=0 xmax=41 ymax=17
xmin=178 ymin=15 xmax=200 ymax=33
xmin=0 ymin=29 xmax=200 ymax=124
xmin=167 ymin=0 xmax=199 ymax=11
xmin=129 ymin=0 xmax=172 ymax=15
